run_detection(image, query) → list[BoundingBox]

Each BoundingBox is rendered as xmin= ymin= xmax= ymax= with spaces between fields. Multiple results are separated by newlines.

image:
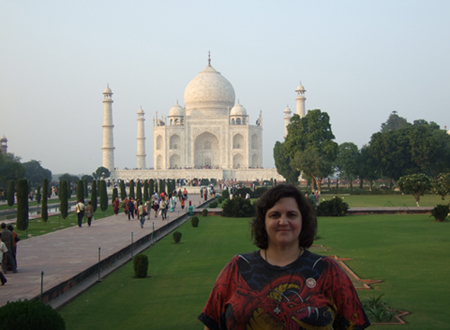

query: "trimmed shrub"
xmin=36 ymin=186 xmax=41 ymax=204
xmin=317 ymin=197 xmax=349 ymax=216
xmin=217 ymin=197 xmax=223 ymax=203
xmin=112 ymin=187 xmax=118 ymax=203
xmin=120 ymin=180 xmax=126 ymax=200
xmin=222 ymin=190 xmax=229 ymax=199
xmin=191 ymin=216 xmax=199 ymax=227
xmin=91 ymin=180 xmax=98 ymax=212
xmin=60 ymin=181 xmax=68 ymax=220
xmin=42 ymin=178 xmax=48 ymax=224
xmin=0 ymin=299 xmax=65 ymax=330
xmin=202 ymin=208 xmax=208 ymax=216
xmin=16 ymin=179 xmax=29 ymax=230
xmin=234 ymin=187 xmax=253 ymax=199
xmin=173 ymin=231 xmax=182 ymax=243
xmin=221 ymin=197 xmax=255 ymax=218
xmin=253 ymin=187 xmax=268 ymax=198
xmin=133 ymin=254 xmax=149 ymax=278
xmin=430 ymin=204 xmax=449 ymax=222
xmin=76 ymin=180 xmax=84 ymax=203
xmin=209 ymin=201 xmax=218 ymax=208
xmin=99 ymin=180 xmax=108 ymax=212
xmin=7 ymin=180 xmax=14 ymax=207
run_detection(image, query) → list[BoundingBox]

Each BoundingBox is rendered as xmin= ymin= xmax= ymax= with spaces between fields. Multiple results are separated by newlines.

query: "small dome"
xmin=230 ymin=102 xmax=247 ymax=116
xmin=284 ymin=105 xmax=291 ymax=114
xmin=103 ymin=85 xmax=112 ymax=94
xmin=296 ymin=83 xmax=305 ymax=92
xmin=0 ymin=135 xmax=7 ymax=142
xmin=137 ymin=107 xmax=144 ymax=115
xmin=169 ymin=104 xmax=184 ymax=117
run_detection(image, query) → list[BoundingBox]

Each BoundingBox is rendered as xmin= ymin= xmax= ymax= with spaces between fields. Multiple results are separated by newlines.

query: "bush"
xmin=217 ymin=197 xmax=223 ymax=203
xmin=191 ymin=216 xmax=199 ymax=227
xmin=361 ymin=295 xmax=400 ymax=323
xmin=209 ymin=201 xmax=218 ymax=208
xmin=222 ymin=190 xmax=229 ymax=199
xmin=133 ymin=254 xmax=149 ymax=278
xmin=317 ymin=197 xmax=349 ymax=216
xmin=173 ymin=231 xmax=182 ymax=243
xmin=430 ymin=204 xmax=449 ymax=222
xmin=234 ymin=187 xmax=253 ymax=199
xmin=221 ymin=197 xmax=255 ymax=218
xmin=0 ymin=299 xmax=65 ymax=330
xmin=253 ymin=187 xmax=268 ymax=198
xmin=202 ymin=208 xmax=208 ymax=216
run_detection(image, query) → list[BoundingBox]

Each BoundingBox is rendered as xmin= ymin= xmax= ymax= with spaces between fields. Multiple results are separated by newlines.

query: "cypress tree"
xmin=42 ymin=178 xmax=48 ymax=224
xmin=136 ymin=180 xmax=142 ymax=201
xmin=60 ymin=181 xmax=68 ymax=219
xmin=36 ymin=185 xmax=41 ymax=204
xmin=84 ymin=179 xmax=88 ymax=199
xmin=68 ymin=182 xmax=72 ymax=199
xmin=159 ymin=179 xmax=164 ymax=194
xmin=7 ymin=180 xmax=15 ymax=207
xmin=16 ymin=179 xmax=29 ymax=230
xmin=120 ymin=180 xmax=126 ymax=200
xmin=149 ymin=179 xmax=154 ymax=196
xmin=129 ymin=180 xmax=135 ymax=199
xmin=59 ymin=180 xmax=62 ymax=200
xmin=143 ymin=180 xmax=149 ymax=202
xmin=76 ymin=180 xmax=84 ymax=203
xmin=112 ymin=187 xmax=118 ymax=202
xmin=91 ymin=180 xmax=98 ymax=212
xmin=100 ymin=180 xmax=108 ymax=211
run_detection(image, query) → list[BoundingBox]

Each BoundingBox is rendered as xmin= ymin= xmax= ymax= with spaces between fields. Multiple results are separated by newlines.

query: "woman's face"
xmin=264 ymin=197 xmax=302 ymax=250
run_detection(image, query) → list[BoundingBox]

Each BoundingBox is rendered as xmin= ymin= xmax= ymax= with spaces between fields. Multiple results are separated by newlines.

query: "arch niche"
xmin=233 ymin=153 xmax=244 ymax=169
xmin=194 ymin=132 xmax=220 ymax=168
xmin=170 ymin=154 xmax=181 ymax=168
xmin=156 ymin=155 xmax=163 ymax=169
xmin=233 ymin=134 xmax=244 ymax=149
xmin=170 ymin=134 xmax=180 ymax=150
xmin=156 ymin=135 xmax=163 ymax=150
xmin=251 ymin=134 xmax=259 ymax=149
xmin=251 ymin=154 xmax=258 ymax=167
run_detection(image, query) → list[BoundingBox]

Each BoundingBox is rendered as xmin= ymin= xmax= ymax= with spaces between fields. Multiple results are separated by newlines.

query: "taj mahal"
xmin=102 ymin=55 xmax=307 ymax=182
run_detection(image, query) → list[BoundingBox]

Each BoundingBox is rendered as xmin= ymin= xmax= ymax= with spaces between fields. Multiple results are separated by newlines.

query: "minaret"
xmin=0 ymin=135 xmax=8 ymax=155
xmin=136 ymin=107 xmax=146 ymax=169
xmin=284 ymin=105 xmax=292 ymax=138
xmin=102 ymin=85 xmax=115 ymax=171
xmin=295 ymin=83 xmax=306 ymax=118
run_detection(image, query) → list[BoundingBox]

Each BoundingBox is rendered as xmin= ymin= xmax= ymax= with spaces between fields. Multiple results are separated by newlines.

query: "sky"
xmin=1 ymin=0 xmax=449 ymax=176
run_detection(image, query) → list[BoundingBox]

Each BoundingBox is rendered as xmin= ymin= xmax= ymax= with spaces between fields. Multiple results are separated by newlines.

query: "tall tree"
xmin=112 ymin=187 xmax=118 ymax=203
xmin=336 ymin=142 xmax=360 ymax=189
xmin=22 ymin=160 xmax=52 ymax=187
xmin=149 ymin=179 xmax=154 ymax=196
xmin=36 ymin=185 xmax=41 ymax=204
xmin=397 ymin=174 xmax=431 ymax=207
xmin=136 ymin=180 xmax=142 ymax=201
xmin=432 ymin=173 xmax=450 ymax=200
xmin=274 ymin=141 xmax=300 ymax=183
xmin=76 ymin=180 xmax=85 ymax=203
xmin=7 ymin=180 xmax=15 ymax=207
xmin=81 ymin=174 xmax=94 ymax=184
xmin=0 ymin=152 xmax=24 ymax=188
xmin=380 ymin=111 xmax=410 ymax=133
xmin=93 ymin=166 xmax=111 ymax=180
xmin=91 ymin=180 xmax=98 ymax=212
xmin=60 ymin=181 xmax=69 ymax=219
xmin=119 ymin=180 xmax=126 ymax=200
xmin=358 ymin=145 xmax=379 ymax=190
xmin=42 ymin=178 xmax=49 ymax=224
xmin=59 ymin=173 xmax=79 ymax=185
xmin=143 ymin=180 xmax=149 ymax=202
xmin=129 ymin=180 xmax=135 ymax=199
xmin=99 ymin=180 xmax=108 ymax=211
xmin=16 ymin=179 xmax=29 ymax=230
xmin=83 ymin=179 xmax=88 ymax=200
xmin=283 ymin=110 xmax=338 ymax=193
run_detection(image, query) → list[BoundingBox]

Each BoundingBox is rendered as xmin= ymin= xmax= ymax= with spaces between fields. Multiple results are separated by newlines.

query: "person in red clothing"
xmin=113 ymin=197 xmax=120 ymax=215
xmin=7 ymin=225 xmax=19 ymax=268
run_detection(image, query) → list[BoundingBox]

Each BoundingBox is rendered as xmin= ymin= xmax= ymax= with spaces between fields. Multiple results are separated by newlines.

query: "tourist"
xmin=7 ymin=225 xmax=19 ymax=267
xmin=75 ymin=200 xmax=85 ymax=228
xmin=245 ymin=192 xmax=250 ymax=200
xmin=85 ymin=201 xmax=94 ymax=227
xmin=169 ymin=194 xmax=177 ymax=212
xmin=0 ymin=234 xmax=7 ymax=285
xmin=152 ymin=198 xmax=159 ymax=218
xmin=198 ymin=184 xmax=370 ymax=330
xmin=180 ymin=196 xmax=185 ymax=210
xmin=160 ymin=198 xmax=168 ymax=220
xmin=137 ymin=203 xmax=145 ymax=228
xmin=127 ymin=198 xmax=135 ymax=220
xmin=145 ymin=199 xmax=152 ymax=220
xmin=113 ymin=197 xmax=120 ymax=215
xmin=0 ymin=223 xmax=16 ymax=273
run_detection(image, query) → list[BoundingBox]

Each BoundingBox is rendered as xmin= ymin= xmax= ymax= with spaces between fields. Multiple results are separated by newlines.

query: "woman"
xmin=137 ymin=203 xmax=145 ymax=228
xmin=199 ymin=184 xmax=370 ymax=330
xmin=84 ymin=201 xmax=94 ymax=227
xmin=113 ymin=197 xmax=120 ymax=215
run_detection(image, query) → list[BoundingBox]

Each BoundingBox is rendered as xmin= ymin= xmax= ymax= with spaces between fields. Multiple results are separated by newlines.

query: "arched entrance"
xmin=194 ymin=132 xmax=220 ymax=168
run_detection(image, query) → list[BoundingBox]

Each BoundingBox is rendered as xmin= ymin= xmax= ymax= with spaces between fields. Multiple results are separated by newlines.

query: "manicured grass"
xmin=320 ymin=193 xmax=445 ymax=207
xmin=59 ymin=214 xmax=450 ymax=330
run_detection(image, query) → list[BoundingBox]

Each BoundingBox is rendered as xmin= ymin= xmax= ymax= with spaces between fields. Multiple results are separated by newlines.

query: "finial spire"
xmin=208 ymin=51 xmax=211 ymax=66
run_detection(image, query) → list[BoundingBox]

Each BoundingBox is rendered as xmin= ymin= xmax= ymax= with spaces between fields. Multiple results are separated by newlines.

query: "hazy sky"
xmin=1 ymin=1 xmax=449 ymax=176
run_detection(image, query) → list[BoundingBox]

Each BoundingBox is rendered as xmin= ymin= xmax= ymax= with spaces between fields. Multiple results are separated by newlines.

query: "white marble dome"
xmin=230 ymin=102 xmax=247 ymax=116
xmin=184 ymin=64 xmax=235 ymax=116
xmin=169 ymin=104 xmax=184 ymax=117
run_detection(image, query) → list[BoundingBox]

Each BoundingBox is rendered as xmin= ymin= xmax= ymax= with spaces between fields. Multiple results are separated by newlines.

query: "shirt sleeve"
xmin=324 ymin=257 xmax=371 ymax=330
xmin=198 ymin=257 xmax=239 ymax=330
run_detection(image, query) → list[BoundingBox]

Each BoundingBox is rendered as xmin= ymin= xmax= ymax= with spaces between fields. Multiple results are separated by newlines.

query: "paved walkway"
xmin=0 ymin=194 xmax=207 ymax=308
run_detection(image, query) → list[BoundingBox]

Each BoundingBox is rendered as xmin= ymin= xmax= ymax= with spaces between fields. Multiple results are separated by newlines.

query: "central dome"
xmin=184 ymin=63 xmax=235 ymax=116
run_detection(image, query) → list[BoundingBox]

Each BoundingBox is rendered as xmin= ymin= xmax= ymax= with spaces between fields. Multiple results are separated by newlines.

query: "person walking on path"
xmin=75 ymin=200 xmax=85 ymax=227
xmin=127 ymin=199 xmax=135 ymax=220
xmin=138 ymin=203 xmax=145 ymax=228
xmin=0 ymin=234 xmax=8 ymax=285
xmin=7 ymin=225 xmax=19 ymax=268
xmin=160 ymin=198 xmax=168 ymax=220
xmin=145 ymin=199 xmax=152 ymax=220
xmin=0 ymin=223 xmax=16 ymax=273
xmin=113 ymin=197 xmax=120 ymax=215
xmin=85 ymin=201 xmax=94 ymax=227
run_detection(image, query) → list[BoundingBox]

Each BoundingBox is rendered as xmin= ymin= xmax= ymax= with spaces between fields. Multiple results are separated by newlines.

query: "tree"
xmin=0 ymin=153 xmax=24 ymax=188
xmin=93 ymin=166 xmax=111 ymax=180
xmin=273 ymin=141 xmax=300 ymax=183
xmin=16 ymin=179 xmax=29 ymax=230
xmin=91 ymin=180 xmax=98 ymax=212
xmin=99 ymin=180 xmax=108 ymax=212
xmin=83 ymin=179 xmax=88 ymax=200
xmin=81 ymin=175 xmax=94 ymax=184
xmin=397 ymin=174 xmax=431 ymax=207
xmin=129 ymin=180 xmax=135 ymax=199
xmin=159 ymin=179 xmax=165 ymax=194
xmin=22 ymin=160 xmax=52 ymax=188
xmin=36 ymin=185 xmax=41 ymax=204
xmin=358 ymin=145 xmax=379 ymax=190
xmin=112 ymin=187 xmax=118 ymax=203
xmin=149 ymin=179 xmax=154 ymax=196
xmin=335 ymin=142 xmax=360 ymax=189
xmin=58 ymin=173 xmax=79 ymax=185
xmin=7 ymin=180 xmax=15 ymax=207
xmin=136 ymin=180 xmax=142 ymax=201
xmin=432 ymin=173 xmax=450 ymax=200
xmin=76 ymin=180 xmax=84 ymax=203
xmin=143 ymin=180 xmax=149 ymax=202
xmin=42 ymin=178 xmax=49 ymax=224
xmin=380 ymin=111 xmax=410 ymax=133
xmin=60 ymin=181 xmax=69 ymax=219
xmin=283 ymin=110 xmax=338 ymax=193
xmin=119 ymin=181 xmax=126 ymax=200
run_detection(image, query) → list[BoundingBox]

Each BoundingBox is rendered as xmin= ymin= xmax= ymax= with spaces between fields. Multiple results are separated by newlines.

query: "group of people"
xmin=0 ymin=222 xmax=20 ymax=286
xmin=75 ymin=200 xmax=94 ymax=227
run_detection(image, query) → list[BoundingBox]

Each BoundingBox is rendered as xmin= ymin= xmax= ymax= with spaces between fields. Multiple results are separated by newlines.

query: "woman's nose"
xmin=279 ymin=215 xmax=289 ymax=225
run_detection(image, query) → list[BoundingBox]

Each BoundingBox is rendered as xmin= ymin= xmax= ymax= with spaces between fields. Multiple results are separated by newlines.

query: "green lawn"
xmin=319 ymin=193 xmax=445 ymax=207
xmin=59 ymin=214 xmax=450 ymax=330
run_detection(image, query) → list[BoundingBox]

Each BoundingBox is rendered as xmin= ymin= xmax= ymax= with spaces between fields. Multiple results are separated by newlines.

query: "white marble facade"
xmin=153 ymin=59 xmax=263 ymax=170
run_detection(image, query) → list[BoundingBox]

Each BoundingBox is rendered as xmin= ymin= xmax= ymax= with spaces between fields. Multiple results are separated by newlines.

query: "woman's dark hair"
xmin=251 ymin=183 xmax=317 ymax=249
